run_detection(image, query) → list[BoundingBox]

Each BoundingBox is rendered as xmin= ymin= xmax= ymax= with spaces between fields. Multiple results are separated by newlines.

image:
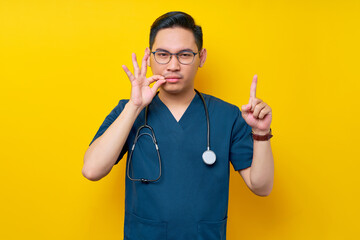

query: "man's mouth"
xmin=164 ymin=75 xmax=182 ymax=83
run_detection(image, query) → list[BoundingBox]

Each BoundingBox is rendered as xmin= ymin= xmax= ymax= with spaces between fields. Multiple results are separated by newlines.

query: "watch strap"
xmin=252 ymin=128 xmax=273 ymax=141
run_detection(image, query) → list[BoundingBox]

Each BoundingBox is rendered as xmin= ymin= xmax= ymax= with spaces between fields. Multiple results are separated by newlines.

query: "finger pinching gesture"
xmin=241 ymin=75 xmax=272 ymax=135
xmin=122 ymin=48 xmax=166 ymax=109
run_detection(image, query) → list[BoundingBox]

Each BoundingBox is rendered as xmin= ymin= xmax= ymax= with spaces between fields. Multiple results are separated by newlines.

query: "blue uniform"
xmin=89 ymin=92 xmax=253 ymax=240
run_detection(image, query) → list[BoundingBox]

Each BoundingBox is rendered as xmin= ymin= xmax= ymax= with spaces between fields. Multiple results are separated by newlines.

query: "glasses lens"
xmin=177 ymin=51 xmax=195 ymax=64
xmin=154 ymin=51 xmax=170 ymax=64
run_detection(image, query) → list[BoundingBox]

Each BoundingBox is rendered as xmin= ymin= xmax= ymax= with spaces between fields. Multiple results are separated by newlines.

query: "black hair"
xmin=149 ymin=11 xmax=203 ymax=51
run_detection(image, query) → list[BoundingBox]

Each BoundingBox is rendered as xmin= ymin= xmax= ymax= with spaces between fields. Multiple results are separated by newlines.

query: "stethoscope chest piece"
xmin=202 ymin=149 xmax=216 ymax=165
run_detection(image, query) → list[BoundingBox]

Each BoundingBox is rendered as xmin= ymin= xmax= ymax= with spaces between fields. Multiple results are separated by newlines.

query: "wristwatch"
xmin=252 ymin=128 xmax=273 ymax=141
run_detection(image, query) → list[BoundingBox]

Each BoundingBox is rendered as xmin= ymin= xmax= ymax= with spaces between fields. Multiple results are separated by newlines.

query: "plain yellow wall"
xmin=1 ymin=0 xmax=359 ymax=239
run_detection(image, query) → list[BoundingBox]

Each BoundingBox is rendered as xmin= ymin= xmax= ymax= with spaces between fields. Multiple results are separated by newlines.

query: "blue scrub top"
xmin=89 ymin=92 xmax=253 ymax=240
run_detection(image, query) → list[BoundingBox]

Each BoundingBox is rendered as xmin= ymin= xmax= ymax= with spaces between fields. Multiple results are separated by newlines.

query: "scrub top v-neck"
xmin=89 ymin=92 xmax=254 ymax=240
xmin=153 ymin=92 xmax=200 ymax=125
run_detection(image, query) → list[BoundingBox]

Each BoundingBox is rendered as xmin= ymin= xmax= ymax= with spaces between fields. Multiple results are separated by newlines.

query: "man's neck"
xmin=158 ymin=88 xmax=196 ymax=122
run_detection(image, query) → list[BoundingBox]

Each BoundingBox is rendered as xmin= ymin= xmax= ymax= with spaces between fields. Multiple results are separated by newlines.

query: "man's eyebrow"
xmin=154 ymin=48 xmax=170 ymax=52
xmin=155 ymin=48 xmax=196 ymax=52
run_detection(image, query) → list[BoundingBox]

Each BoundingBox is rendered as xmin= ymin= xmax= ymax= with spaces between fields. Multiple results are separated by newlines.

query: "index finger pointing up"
xmin=250 ymin=74 xmax=258 ymax=98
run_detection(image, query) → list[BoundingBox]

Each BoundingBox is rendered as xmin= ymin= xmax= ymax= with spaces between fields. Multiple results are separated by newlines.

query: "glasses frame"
xmin=151 ymin=49 xmax=200 ymax=65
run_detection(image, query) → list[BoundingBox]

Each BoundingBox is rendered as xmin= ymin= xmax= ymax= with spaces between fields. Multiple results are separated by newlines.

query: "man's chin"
xmin=160 ymin=84 xmax=183 ymax=94
xmin=159 ymin=84 xmax=195 ymax=96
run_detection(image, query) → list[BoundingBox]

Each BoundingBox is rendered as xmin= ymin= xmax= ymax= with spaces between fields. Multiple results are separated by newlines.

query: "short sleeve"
xmin=89 ymin=99 xmax=129 ymax=165
xmin=229 ymin=107 xmax=254 ymax=171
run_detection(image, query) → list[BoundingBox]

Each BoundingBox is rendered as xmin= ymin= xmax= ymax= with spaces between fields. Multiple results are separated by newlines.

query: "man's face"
xmin=147 ymin=27 xmax=206 ymax=95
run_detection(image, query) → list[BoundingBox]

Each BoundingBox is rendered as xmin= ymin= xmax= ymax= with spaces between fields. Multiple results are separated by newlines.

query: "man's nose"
xmin=166 ymin=55 xmax=180 ymax=71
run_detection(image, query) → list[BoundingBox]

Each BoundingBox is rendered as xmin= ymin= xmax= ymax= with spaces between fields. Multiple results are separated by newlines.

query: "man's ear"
xmin=199 ymin=48 xmax=207 ymax=68
xmin=145 ymin=47 xmax=151 ymax=66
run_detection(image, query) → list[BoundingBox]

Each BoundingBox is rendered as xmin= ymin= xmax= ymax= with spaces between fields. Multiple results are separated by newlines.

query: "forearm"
xmin=82 ymin=101 xmax=142 ymax=181
xmin=249 ymin=139 xmax=274 ymax=196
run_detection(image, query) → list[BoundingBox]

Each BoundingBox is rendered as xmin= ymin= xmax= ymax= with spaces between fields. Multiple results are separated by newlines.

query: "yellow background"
xmin=1 ymin=0 xmax=359 ymax=239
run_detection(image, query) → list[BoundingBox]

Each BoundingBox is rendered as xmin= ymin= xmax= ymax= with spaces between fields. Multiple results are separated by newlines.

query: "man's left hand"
xmin=241 ymin=75 xmax=272 ymax=135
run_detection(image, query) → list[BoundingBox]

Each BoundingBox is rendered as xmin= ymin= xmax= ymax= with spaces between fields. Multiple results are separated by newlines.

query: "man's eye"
xmin=179 ymin=53 xmax=192 ymax=57
xmin=157 ymin=52 xmax=169 ymax=57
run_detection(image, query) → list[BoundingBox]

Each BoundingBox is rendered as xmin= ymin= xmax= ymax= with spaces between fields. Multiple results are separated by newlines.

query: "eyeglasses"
xmin=151 ymin=50 xmax=200 ymax=65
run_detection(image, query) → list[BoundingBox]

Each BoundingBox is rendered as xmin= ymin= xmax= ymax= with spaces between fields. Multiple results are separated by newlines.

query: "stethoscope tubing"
xmin=126 ymin=90 xmax=215 ymax=183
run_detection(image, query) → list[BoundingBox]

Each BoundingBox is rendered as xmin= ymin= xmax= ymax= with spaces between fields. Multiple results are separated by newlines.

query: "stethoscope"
xmin=127 ymin=89 xmax=216 ymax=183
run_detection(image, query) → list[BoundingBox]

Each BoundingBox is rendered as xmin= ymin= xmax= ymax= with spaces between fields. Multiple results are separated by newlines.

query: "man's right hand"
xmin=122 ymin=48 xmax=166 ymax=109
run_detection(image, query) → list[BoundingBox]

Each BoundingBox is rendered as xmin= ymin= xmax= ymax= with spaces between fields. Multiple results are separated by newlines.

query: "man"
xmin=83 ymin=11 xmax=274 ymax=240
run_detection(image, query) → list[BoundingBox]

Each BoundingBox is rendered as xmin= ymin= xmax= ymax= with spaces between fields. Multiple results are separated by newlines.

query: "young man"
xmin=83 ymin=11 xmax=274 ymax=240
